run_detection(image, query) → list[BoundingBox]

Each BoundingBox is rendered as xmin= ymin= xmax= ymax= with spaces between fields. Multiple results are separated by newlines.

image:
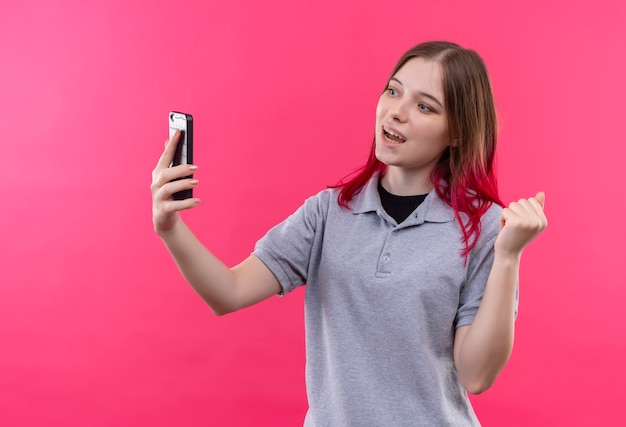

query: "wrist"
xmin=155 ymin=214 xmax=182 ymax=238
xmin=493 ymin=249 xmax=522 ymax=265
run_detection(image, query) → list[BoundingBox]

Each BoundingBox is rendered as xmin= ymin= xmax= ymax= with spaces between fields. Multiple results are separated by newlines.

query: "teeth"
xmin=383 ymin=126 xmax=405 ymax=142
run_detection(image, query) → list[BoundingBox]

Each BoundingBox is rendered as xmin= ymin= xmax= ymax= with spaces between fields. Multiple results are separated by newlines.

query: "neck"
xmin=381 ymin=167 xmax=433 ymax=196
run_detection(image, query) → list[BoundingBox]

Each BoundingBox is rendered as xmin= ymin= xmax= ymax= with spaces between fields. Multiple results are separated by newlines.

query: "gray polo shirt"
xmin=253 ymin=176 xmax=506 ymax=427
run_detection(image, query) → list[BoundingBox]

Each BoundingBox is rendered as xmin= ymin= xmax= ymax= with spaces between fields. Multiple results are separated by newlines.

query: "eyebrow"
xmin=390 ymin=77 xmax=444 ymax=109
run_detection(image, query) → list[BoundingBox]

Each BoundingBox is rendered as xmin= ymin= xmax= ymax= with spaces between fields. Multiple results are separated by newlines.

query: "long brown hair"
xmin=335 ymin=41 xmax=503 ymax=258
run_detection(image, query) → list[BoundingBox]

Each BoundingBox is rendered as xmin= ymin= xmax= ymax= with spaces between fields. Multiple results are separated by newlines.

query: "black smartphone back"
xmin=168 ymin=111 xmax=194 ymax=200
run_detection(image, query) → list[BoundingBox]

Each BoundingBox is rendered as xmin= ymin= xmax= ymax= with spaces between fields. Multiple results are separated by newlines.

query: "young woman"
xmin=151 ymin=41 xmax=547 ymax=426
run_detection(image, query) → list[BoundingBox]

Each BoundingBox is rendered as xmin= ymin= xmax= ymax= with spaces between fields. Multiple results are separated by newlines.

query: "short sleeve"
xmin=252 ymin=191 xmax=328 ymax=296
xmin=454 ymin=205 xmax=519 ymax=328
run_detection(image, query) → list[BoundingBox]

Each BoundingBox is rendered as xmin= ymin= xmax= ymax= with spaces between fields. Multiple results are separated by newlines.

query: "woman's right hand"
xmin=151 ymin=130 xmax=200 ymax=235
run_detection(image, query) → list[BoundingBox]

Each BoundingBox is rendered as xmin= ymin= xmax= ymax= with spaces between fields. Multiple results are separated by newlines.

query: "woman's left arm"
xmin=454 ymin=192 xmax=548 ymax=394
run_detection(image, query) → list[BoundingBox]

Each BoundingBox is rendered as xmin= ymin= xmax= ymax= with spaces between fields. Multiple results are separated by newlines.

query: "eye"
xmin=418 ymin=103 xmax=434 ymax=113
xmin=386 ymin=87 xmax=399 ymax=96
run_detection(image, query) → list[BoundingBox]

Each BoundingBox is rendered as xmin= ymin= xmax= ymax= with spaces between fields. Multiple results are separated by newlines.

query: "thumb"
xmin=535 ymin=191 xmax=546 ymax=209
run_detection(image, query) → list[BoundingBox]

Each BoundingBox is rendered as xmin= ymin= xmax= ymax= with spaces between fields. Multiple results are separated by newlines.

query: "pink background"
xmin=1 ymin=0 xmax=625 ymax=426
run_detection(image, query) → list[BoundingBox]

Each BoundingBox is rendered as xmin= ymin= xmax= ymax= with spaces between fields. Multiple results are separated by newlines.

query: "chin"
xmin=373 ymin=145 xmax=387 ymax=165
xmin=374 ymin=143 xmax=396 ymax=167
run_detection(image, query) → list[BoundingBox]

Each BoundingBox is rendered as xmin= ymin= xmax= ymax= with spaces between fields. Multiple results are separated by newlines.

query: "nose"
xmin=389 ymin=99 xmax=409 ymax=122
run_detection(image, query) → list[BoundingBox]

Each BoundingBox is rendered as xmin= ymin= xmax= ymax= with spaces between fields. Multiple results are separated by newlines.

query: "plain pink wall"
xmin=1 ymin=0 xmax=625 ymax=426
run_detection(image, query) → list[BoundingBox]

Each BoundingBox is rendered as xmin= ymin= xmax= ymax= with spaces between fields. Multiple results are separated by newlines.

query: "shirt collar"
xmin=351 ymin=175 xmax=455 ymax=224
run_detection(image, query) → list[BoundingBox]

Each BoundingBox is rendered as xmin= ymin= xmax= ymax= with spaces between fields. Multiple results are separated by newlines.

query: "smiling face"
xmin=375 ymin=56 xmax=451 ymax=193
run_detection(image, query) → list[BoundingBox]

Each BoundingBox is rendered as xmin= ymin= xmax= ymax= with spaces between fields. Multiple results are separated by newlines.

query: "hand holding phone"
xmin=168 ymin=111 xmax=194 ymax=200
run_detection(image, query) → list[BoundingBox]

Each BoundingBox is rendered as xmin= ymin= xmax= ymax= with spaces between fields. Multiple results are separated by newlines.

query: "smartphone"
xmin=168 ymin=111 xmax=194 ymax=200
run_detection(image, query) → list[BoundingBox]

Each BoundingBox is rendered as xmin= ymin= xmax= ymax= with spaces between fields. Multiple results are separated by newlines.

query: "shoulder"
xmin=285 ymin=187 xmax=342 ymax=226
xmin=303 ymin=187 xmax=340 ymax=210
xmin=481 ymin=201 xmax=503 ymax=229
xmin=472 ymin=201 xmax=503 ymax=251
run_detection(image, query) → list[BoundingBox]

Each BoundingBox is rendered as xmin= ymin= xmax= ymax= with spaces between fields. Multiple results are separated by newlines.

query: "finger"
xmin=506 ymin=197 xmax=548 ymax=232
xmin=501 ymin=200 xmax=537 ymax=228
xmin=516 ymin=192 xmax=546 ymax=225
xmin=535 ymin=191 xmax=545 ymax=209
xmin=499 ymin=207 xmax=515 ymax=228
xmin=528 ymin=197 xmax=546 ymax=216
xmin=506 ymin=201 xmax=530 ymax=217
xmin=153 ymin=172 xmax=199 ymax=197
xmin=158 ymin=197 xmax=201 ymax=214
xmin=527 ymin=197 xmax=548 ymax=228
xmin=515 ymin=198 xmax=547 ymax=223
xmin=511 ymin=196 xmax=546 ymax=218
xmin=156 ymin=130 xmax=181 ymax=170
xmin=518 ymin=197 xmax=541 ymax=216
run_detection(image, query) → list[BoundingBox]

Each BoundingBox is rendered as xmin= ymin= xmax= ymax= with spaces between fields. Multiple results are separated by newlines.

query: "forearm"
xmin=455 ymin=253 xmax=520 ymax=394
xmin=158 ymin=217 xmax=240 ymax=315
xmin=151 ymin=135 xmax=281 ymax=315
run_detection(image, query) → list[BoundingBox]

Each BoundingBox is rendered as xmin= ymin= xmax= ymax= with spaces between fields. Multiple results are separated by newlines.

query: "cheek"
xmin=438 ymin=124 xmax=451 ymax=145
xmin=375 ymin=98 xmax=386 ymax=122
xmin=416 ymin=120 xmax=449 ymax=144
xmin=373 ymin=140 xmax=385 ymax=162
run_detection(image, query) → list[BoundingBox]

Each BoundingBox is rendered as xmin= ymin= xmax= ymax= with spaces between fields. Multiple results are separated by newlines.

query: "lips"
xmin=382 ymin=125 xmax=406 ymax=143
